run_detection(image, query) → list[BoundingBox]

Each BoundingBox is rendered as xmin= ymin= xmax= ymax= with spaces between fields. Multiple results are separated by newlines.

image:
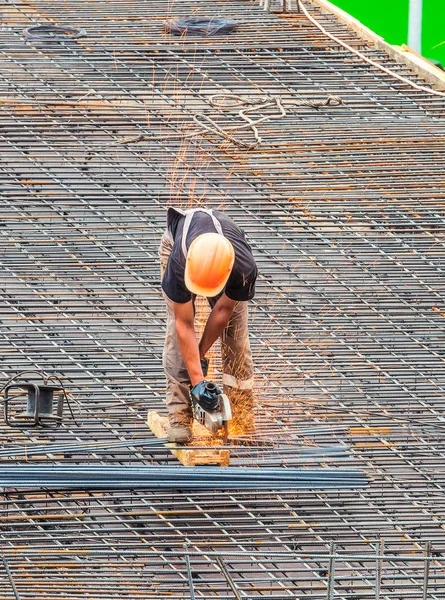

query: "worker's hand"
xmin=190 ymin=380 xmax=221 ymax=412
xmin=200 ymin=357 xmax=209 ymax=378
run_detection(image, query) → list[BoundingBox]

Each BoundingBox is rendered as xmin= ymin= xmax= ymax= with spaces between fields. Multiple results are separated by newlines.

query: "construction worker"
xmin=159 ymin=207 xmax=258 ymax=443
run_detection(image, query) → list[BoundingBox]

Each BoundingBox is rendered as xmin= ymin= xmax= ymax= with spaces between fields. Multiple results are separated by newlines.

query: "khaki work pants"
xmin=159 ymin=230 xmax=255 ymax=431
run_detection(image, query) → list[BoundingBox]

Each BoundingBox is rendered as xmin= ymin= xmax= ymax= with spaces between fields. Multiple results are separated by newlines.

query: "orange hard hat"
xmin=185 ymin=233 xmax=235 ymax=297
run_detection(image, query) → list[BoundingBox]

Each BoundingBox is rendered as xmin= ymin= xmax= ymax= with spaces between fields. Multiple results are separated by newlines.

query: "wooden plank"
xmin=349 ymin=427 xmax=392 ymax=435
xmin=147 ymin=411 xmax=230 ymax=467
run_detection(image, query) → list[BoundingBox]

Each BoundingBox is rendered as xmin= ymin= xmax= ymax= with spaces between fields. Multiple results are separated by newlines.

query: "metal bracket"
xmin=4 ymin=382 xmax=64 ymax=428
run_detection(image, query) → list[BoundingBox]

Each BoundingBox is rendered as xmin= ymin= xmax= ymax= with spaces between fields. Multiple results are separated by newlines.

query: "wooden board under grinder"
xmin=147 ymin=411 xmax=230 ymax=467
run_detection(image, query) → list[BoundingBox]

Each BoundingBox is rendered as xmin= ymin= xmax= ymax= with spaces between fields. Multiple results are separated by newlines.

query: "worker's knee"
xmin=223 ymin=301 xmax=249 ymax=341
xmin=221 ymin=338 xmax=254 ymax=378
xmin=222 ymin=372 xmax=254 ymax=390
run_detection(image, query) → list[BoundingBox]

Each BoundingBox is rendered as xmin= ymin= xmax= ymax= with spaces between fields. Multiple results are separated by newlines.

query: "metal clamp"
xmin=4 ymin=382 xmax=64 ymax=428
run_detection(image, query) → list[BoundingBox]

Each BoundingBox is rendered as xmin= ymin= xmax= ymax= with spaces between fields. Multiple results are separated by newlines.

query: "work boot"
xmin=167 ymin=422 xmax=193 ymax=444
xmin=224 ymin=387 xmax=256 ymax=436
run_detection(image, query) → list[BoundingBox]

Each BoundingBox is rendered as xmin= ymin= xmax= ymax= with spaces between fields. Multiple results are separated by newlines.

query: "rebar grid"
xmin=1 ymin=0 xmax=445 ymax=597
xmin=0 ymin=543 xmax=444 ymax=599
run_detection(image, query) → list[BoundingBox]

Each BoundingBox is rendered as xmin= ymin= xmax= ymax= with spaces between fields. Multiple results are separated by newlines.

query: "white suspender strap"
xmin=181 ymin=211 xmax=195 ymax=258
xmin=204 ymin=208 xmax=224 ymax=236
xmin=181 ymin=208 xmax=224 ymax=258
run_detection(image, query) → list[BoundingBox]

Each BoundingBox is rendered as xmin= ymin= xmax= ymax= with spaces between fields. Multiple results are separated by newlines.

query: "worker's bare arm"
xmin=199 ymin=294 xmax=237 ymax=359
xmin=172 ymin=301 xmax=203 ymax=386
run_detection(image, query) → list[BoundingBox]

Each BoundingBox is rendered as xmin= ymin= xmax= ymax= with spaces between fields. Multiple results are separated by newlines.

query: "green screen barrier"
xmin=329 ymin=0 xmax=445 ymax=66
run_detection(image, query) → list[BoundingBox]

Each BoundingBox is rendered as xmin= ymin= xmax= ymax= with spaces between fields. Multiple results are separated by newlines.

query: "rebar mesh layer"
xmin=0 ymin=0 xmax=445 ymax=597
